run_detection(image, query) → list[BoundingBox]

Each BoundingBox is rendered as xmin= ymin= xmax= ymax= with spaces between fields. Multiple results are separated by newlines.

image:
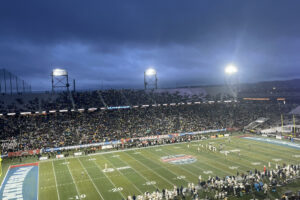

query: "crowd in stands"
xmin=0 ymin=98 xmax=294 ymax=154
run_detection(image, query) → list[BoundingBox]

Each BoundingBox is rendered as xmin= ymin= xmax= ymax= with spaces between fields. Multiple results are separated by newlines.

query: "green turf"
xmin=1 ymin=136 xmax=300 ymax=200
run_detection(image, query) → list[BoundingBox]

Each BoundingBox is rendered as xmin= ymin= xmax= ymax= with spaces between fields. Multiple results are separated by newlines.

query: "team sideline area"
xmin=1 ymin=134 xmax=300 ymax=200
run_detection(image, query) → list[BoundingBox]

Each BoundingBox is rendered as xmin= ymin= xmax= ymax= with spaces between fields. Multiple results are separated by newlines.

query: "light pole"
xmin=224 ymin=64 xmax=239 ymax=100
xmin=144 ymin=68 xmax=158 ymax=90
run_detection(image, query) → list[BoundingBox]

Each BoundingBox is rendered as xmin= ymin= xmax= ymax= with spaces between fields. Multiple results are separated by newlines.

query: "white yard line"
xmin=52 ymin=161 xmax=61 ymax=200
xmin=89 ymin=155 xmax=126 ymax=199
xmin=125 ymin=152 xmax=175 ymax=187
xmin=65 ymin=159 xmax=81 ymax=198
xmin=77 ymin=158 xmax=104 ymax=200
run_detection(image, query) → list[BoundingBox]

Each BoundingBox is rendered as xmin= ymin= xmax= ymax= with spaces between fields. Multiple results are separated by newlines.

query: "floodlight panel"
xmin=52 ymin=69 xmax=68 ymax=76
xmin=145 ymin=68 xmax=156 ymax=76
xmin=225 ymin=65 xmax=238 ymax=75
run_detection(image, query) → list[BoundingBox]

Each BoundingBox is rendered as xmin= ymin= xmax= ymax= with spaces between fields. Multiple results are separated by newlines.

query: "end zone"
xmin=0 ymin=163 xmax=39 ymax=200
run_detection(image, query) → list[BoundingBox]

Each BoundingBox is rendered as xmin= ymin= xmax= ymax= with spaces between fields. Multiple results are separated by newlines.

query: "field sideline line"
xmin=65 ymin=159 xmax=81 ymax=198
xmin=52 ymin=161 xmax=60 ymax=200
xmin=101 ymin=155 xmax=143 ymax=195
xmin=124 ymin=151 xmax=176 ymax=187
xmin=77 ymin=158 xmax=105 ymax=200
xmin=89 ymin=155 xmax=126 ymax=199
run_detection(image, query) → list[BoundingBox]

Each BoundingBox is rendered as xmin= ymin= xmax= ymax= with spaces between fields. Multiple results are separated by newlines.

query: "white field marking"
xmin=293 ymin=155 xmax=300 ymax=158
xmin=77 ymin=158 xmax=104 ymax=200
xmin=112 ymin=155 xmax=120 ymax=158
xmin=61 ymin=162 xmax=70 ymax=165
xmin=220 ymin=151 xmax=230 ymax=154
xmin=115 ymin=156 xmax=159 ymax=190
xmin=173 ymin=147 xmax=181 ymax=149
xmin=110 ymin=187 xmax=123 ymax=193
xmin=52 ymin=161 xmax=61 ymax=200
xmin=174 ymin=176 xmax=186 ymax=180
xmin=88 ymin=158 xmax=96 ymax=161
xmin=155 ymin=149 xmax=162 ymax=151
xmin=272 ymin=158 xmax=282 ymax=162
xmin=251 ymin=162 xmax=261 ymax=166
xmin=229 ymin=166 xmax=239 ymax=170
xmin=40 ymin=137 xmax=228 ymax=164
xmin=116 ymin=166 xmax=131 ymax=170
xmin=102 ymin=168 xmax=115 ymax=173
xmin=104 ymin=156 xmax=143 ymax=195
xmin=90 ymin=156 xmax=126 ymax=199
xmin=65 ymin=160 xmax=81 ymax=198
xmin=125 ymin=152 xmax=175 ymax=186
xmin=133 ymin=152 xmax=141 ymax=154
xmin=203 ymin=171 xmax=213 ymax=174
xmin=143 ymin=181 xmax=156 ymax=186
xmin=229 ymin=149 xmax=240 ymax=152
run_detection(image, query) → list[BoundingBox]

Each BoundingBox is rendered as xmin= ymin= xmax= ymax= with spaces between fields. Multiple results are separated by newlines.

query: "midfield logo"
xmin=161 ymin=154 xmax=197 ymax=165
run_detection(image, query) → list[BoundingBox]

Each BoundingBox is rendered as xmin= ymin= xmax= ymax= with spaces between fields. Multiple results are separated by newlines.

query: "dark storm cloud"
xmin=0 ymin=0 xmax=300 ymax=90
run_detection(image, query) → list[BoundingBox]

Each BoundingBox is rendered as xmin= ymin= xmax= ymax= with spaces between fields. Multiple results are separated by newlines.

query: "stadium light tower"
xmin=144 ymin=68 xmax=158 ymax=90
xmin=51 ymin=68 xmax=70 ymax=92
xmin=224 ymin=64 xmax=239 ymax=100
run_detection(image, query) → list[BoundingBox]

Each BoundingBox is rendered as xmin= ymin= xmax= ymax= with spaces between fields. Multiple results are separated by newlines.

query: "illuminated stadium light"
xmin=21 ymin=112 xmax=32 ymax=115
xmin=225 ymin=64 xmax=238 ymax=75
xmin=59 ymin=109 xmax=68 ymax=113
xmin=49 ymin=110 xmax=56 ymax=113
xmin=7 ymin=113 xmax=16 ymax=116
xmin=145 ymin=68 xmax=156 ymax=76
xmin=144 ymin=68 xmax=158 ymax=89
xmin=52 ymin=68 xmax=68 ymax=76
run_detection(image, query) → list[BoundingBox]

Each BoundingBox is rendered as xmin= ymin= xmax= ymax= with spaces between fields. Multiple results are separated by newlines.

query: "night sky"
xmin=1 ymin=0 xmax=300 ymax=91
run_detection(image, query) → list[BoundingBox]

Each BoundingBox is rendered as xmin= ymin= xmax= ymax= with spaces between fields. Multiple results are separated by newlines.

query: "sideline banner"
xmin=8 ymin=149 xmax=40 ymax=157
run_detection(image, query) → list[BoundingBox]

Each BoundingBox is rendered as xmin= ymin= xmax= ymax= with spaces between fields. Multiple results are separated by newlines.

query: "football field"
xmin=1 ymin=135 xmax=300 ymax=200
xmin=38 ymin=136 xmax=300 ymax=200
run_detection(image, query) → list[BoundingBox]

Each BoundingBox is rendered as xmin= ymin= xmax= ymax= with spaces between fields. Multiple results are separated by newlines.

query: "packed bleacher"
xmin=0 ymin=90 xmax=295 ymax=154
